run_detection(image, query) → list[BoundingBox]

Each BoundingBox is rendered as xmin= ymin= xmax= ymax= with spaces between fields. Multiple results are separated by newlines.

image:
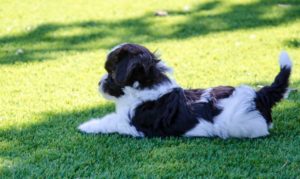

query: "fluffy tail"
xmin=255 ymin=51 xmax=292 ymax=124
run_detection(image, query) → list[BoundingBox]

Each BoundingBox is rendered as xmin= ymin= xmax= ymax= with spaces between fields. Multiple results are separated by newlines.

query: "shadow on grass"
xmin=0 ymin=87 xmax=299 ymax=177
xmin=283 ymin=38 xmax=300 ymax=48
xmin=1 ymin=0 xmax=300 ymax=65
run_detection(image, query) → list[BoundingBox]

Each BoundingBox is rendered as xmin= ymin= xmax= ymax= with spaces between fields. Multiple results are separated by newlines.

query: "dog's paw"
xmin=78 ymin=119 xmax=102 ymax=134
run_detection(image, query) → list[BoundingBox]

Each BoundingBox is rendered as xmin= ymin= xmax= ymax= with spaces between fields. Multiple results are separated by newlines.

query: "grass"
xmin=0 ymin=0 xmax=300 ymax=177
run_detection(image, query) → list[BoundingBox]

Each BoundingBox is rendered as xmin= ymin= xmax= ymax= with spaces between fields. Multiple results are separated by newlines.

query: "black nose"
xmin=98 ymin=80 xmax=102 ymax=86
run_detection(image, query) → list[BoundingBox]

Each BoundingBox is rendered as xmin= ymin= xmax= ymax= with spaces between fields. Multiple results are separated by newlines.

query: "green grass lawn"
xmin=1 ymin=0 xmax=300 ymax=177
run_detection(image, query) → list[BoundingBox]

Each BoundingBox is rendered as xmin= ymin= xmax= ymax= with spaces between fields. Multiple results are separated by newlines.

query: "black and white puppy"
xmin=78 ymin=43 xmax=292 ymax=138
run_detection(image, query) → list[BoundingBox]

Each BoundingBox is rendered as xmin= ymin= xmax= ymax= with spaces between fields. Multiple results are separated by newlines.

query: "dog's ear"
xmin=114 ymin=56 xmax=142 ymax=85
xmin=111 ymin=44 xmax=158 ymax=85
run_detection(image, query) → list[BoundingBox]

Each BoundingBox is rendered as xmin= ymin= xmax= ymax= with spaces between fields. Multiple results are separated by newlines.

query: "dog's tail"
xmin=255 ymin=51 xmax=292 ymax=124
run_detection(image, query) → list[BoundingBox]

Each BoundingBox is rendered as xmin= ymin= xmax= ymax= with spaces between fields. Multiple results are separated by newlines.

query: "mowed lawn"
xmin=1 ymin=0 xmax=300 ymax=177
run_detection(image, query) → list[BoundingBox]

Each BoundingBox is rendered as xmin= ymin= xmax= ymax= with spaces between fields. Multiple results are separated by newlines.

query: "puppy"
xmin=78 ymin=43 xmax=292 ymax=138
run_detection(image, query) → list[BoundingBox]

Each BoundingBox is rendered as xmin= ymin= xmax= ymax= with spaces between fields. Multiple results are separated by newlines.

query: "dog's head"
xmin=99 ymin=43 xmax=171 ymax=100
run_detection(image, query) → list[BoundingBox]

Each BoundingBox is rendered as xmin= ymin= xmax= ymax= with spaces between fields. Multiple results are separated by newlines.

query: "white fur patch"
xmin=279 ymin=51 xmax=292 ymax=69
xmin=133 ymin=81 xmax=140 ymax=88
xmin=78 ymin=114 xmax=143 ymax=137
xmin=196 ymin=88 xmax=212 ymax=103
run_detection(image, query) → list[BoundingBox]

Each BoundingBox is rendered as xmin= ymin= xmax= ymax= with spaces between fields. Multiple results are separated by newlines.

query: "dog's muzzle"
xmin=98 ymin=74 xmax=118 ymax=101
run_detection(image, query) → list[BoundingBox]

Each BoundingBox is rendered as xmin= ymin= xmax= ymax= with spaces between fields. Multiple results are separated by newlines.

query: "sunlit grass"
xmin=0 ymin=0 xmax=300 ymax=178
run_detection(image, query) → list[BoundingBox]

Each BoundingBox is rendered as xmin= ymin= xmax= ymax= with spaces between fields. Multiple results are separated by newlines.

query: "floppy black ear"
xmin=114 ymin=56 xmax=148 ymax=85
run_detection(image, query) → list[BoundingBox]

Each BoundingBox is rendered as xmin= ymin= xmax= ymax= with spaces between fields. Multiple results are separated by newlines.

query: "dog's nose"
xmin=98 ymin=80 xmax=102 ymax=86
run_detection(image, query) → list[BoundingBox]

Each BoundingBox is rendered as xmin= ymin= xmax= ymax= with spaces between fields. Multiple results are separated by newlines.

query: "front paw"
xmin=78 ymin=119 xmax=103 ymax=134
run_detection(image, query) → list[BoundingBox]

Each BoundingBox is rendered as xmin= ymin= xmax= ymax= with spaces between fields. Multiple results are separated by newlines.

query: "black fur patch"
xmin=131 ymin=88 xmax=198 ymax=137
xmin=211 ymin=86 xmax=235 ymax=99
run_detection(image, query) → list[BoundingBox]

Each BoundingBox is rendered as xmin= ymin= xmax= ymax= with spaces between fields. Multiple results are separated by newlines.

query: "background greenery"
xmin=0 ymin=0 xmax=299 ymax=177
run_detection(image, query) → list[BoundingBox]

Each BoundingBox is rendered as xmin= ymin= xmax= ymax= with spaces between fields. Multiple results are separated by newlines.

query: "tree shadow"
xmin=172 ymin=0 xmax=300 ymax=38
xmin=283 ymin=38 xmax=300 ymax=48
xmin=1 ymin=0 xmax=300 ymax=65
xmin=1 ymin=82 xmax=299 ymax=177
xmin=166 ymin=1 xmax=222 ymax=16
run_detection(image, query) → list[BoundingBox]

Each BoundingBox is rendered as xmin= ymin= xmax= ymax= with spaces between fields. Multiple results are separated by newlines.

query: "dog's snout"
xmin=99 ymin=74 xmax=109 ymax=86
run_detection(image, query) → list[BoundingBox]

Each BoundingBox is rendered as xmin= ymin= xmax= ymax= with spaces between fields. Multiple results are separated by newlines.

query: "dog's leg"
xmin=78 ymin=113 xmax=143 ymax=137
